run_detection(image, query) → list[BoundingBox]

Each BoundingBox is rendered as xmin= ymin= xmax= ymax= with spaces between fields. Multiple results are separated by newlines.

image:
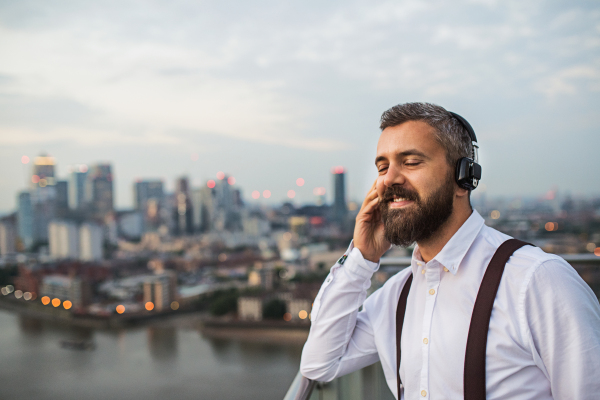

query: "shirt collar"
xmin=411 ymin=209 xmax=485 ymax=275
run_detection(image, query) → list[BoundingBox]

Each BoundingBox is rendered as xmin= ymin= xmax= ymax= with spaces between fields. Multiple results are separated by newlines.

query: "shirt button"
xmin=421 ymin=269 xmax=425 ymax=274
xmin=421 ymin=390 xmax=427 ymax=397
xmin=443 ymin=267 xmax=449 ymax=272
xmin=429 ymin=289 xmax=435 ymax=295
xmin=423 ymin=338 xmax=428 ymax=344
xmin=326 ymin=277 xmax=331 ymax=282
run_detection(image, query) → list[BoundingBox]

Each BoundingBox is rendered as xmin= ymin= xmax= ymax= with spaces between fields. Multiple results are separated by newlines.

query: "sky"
xmin=0 ymin=0 xmax=599 ymax=212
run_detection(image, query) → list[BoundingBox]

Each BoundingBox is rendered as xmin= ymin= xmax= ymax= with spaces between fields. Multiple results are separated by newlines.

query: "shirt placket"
xmin=419 ymin=260 xmax=441 ymax=399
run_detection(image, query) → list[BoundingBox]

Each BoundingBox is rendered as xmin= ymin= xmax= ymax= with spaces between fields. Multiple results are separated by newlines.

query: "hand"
xmin=353 ymin=179 xmax=391 ymax=262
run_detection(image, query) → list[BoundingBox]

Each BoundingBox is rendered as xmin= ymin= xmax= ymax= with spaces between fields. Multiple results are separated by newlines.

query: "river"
xmin=0 ymin=309 xmax=302 ymax=400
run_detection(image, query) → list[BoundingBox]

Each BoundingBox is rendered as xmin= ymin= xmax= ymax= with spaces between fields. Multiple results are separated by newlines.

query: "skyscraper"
xmin=17 ymin=191 xmax=34 ymax=250
xmin=332 ymin=166 xmax=348 ymax=225
xmin=68 ymin=166 xmax=88 ymax=210
xmin=173 ymin=177 xmax=193 ymax=235
xmin=135 ymin=180 xmax=164 ymax=232
xmin=31 ymin=154 xmax=55 ymax=188
xmin=55 ymin=180 xmax=69 ymax=217
xmin=86 ymin=164 xmax=114 ymax=217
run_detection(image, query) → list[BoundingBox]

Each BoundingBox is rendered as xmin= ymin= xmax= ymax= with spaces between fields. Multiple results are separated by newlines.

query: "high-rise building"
xmin=134 ymin=180 xmax=164 ymax=231
xmin=55 ymin=180 xmax=69 ymax=217
xmin=17 ymin=191 xmax=34 ymax=250
xmin=173 ymin=177 xmax=193 ymax=235
xmin=0 ymin=215 xmax=16 ymax=255
xmin=79 ymin=223 xmax=103 ymax=261
xmin=86 ymin=164 xmax=114 ymax=217
xmin=31 ymin=154 xmax=56 ymax=188
xmin=134 ymin=180 xmax=164 ymax=211
xmin=68 ymin=166 xmax=88 ymax=210
xmin=191 ymin=185 xmax=214 ymax=233
xmin=332 ymin=166 xmax=348 ymax=224
xmin=48 ymin=220 xmax=79 ymax=259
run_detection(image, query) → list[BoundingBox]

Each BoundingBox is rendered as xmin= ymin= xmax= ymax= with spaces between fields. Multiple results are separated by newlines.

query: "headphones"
xmin=449 ymin=112 xmax=482 ymax=191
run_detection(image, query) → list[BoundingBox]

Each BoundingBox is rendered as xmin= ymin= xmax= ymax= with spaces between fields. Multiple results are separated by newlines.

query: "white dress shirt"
xmin=300 ymin=210 xmax=600 ymax=399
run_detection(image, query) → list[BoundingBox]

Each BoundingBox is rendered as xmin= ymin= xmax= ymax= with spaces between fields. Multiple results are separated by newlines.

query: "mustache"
xmin=379 ymin=186 xmax=420 ymax=204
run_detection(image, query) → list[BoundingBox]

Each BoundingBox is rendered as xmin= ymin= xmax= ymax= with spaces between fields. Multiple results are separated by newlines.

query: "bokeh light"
xmin=207 ymin=180 xmax=216 ymax=188
xmin=79 ymin=164 xmax=88 ymax=173
xmin=296 ymin=178 xmax=304 ymax=186
xmin=299 ymin=310 xmax=308 ymax=319
xmin=145 ymin=302 xmax=154 ymax=311
xmin=287 ymin=190 xmax=295 ymax=198
xmin=313 ymin=187 xmax=326 ymax=196
xmin=116 ymin=305 xmax=125 ymax=314
xmin=1 ymin=287 xmax=7 ymax=296
xmin=545 ymin=222 xmax=558 ymax=231
xmin=39 ymin=179 xmax=47 ymax=187
xmin=21 ymin=155 xmax=29 ymax=164
xmin=6 ymin=285 xmax=13 ymax=293
xmin=218 ymin=253 xmax=227 ymax=262
xmin=595 ymin=248 xmax=600 ymax=257
xmin=216 ymin=171 xmax=225 ymax=180
xmin=332 ymin=166 xmax=345 ymax=174
xmin=263 ymin=190 xmax=271 ymax=198
xmin=252 ymin=190 xmax=260 ymax=199
xmin=52 ymin=298 xmax=61 ymax=307
xmin=490 ymin=210 xmax=500 ymax=219
xmin=41 ymin=296 xmax=50 ymax=305
xmin=283 ymin=313 xmax=292 ymax=321
xmin=282 ymin=232 xmax=292 ymax=241
xmin=587 ymin=243 xmax=597 ymax=252
xmin=14 ymin=290 xmax=22 ymax=299
xmin=171 ymin=301 xmax=179 ymax=310
xmin=227 ymin=176 xmax=236 ymax=185
xmin=63 ymin=300 xmax=72 ymax=310
xmin=23 ymin=292 xmax=32 ymax=301
xmin=31 ymin=175 xmax=40 ymax=184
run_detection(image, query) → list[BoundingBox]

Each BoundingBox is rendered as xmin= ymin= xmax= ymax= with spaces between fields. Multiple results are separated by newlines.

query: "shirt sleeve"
xmin=524 ymin=257 xmax=600 ymax=399
xmin=300 ymin=241 xmax=381 ymax=382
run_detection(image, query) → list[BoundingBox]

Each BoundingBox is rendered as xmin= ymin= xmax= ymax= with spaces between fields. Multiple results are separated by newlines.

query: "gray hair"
xmin=379 ymin=102 xmax=472 ymax=168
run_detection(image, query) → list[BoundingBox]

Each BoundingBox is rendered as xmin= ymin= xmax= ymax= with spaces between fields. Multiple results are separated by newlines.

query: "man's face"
xmin=375 ymin=120 xmax=456 ymax=247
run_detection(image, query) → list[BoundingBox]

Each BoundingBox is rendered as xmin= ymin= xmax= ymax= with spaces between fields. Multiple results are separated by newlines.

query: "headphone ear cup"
xmin=455 ymin=158 xmax=481 ymax=191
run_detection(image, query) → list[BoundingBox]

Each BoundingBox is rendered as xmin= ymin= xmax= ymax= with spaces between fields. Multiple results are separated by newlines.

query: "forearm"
xmin=300 ymin=243 xmax=379 ymax=381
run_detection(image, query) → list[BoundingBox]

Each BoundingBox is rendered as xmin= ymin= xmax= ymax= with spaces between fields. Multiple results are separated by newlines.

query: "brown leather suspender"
xmin=396 ymin=273 xmax=413 ymax=397
xmin=395 ymin=239 xmax=531 ymax=399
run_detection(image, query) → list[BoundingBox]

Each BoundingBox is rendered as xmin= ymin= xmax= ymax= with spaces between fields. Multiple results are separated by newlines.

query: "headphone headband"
xmin=449 ymin=111 xmax=477 ymax=143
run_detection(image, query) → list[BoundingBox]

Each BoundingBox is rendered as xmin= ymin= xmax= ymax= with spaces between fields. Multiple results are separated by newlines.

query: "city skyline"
xmin=1 ymin=0 xmax=599 ymax=212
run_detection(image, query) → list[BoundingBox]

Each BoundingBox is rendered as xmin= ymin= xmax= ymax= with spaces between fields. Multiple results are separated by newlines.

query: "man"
xmin=300 ymin=103 xmax=600 ymax=399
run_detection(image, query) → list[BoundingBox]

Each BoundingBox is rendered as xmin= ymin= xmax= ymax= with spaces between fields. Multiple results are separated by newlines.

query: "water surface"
xmin=0 ymin=309 xmax=301 ymax=400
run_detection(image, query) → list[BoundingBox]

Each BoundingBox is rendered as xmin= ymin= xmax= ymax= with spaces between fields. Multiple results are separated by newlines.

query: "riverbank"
xmin=0 ymin=297 xmax=311 ymax=346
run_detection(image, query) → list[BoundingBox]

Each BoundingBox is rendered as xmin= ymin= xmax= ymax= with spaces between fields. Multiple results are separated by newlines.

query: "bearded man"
xmin=300 ymin=103 xmax=600 ymax=399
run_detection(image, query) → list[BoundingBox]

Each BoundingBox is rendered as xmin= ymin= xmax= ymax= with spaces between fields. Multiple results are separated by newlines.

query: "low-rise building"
xmin=238 ymin=297 xmax=262 ymax=321
xmin=40 ymin=275 xmax=90 ymax=309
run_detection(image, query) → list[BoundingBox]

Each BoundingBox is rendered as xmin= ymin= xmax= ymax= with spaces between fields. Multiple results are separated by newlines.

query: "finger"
xmin=361 ymin=197 xmax=380 ymax=215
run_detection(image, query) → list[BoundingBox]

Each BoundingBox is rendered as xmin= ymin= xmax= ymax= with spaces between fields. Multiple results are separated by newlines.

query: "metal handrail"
xmin=283 ymin=371 xmax=316 ymax=400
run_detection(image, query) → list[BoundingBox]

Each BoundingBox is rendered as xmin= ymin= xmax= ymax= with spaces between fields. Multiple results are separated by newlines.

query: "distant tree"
xmin=263 ymin=299 xmax=286 ymax=320
xmin=0 ymin=265 xmax=18 ymax=286
xmin=209 ymin=291 xmax=239 ymax=316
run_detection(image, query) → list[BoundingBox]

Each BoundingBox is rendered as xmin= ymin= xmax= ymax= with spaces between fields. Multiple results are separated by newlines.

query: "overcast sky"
xmin=0 ymin=0 xmax=599 ymax=212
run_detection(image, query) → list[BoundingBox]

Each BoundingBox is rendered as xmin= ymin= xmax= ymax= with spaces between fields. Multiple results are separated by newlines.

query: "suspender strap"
xmin=463 ymin=238 xmax=531 ymax=400
xmin=396 ymin=273 xmax=413 ymax=398
xmin=395 ymin=238 xmax=532 ymax=400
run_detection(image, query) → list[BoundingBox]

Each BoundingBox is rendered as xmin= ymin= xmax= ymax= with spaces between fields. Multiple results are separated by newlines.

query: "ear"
xmin=455 ymin=185 xmax=469 ymax=198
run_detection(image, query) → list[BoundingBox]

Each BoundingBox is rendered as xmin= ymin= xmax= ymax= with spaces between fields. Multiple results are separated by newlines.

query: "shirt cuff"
xmin=341 ymin=241 xmax=380 ymax=279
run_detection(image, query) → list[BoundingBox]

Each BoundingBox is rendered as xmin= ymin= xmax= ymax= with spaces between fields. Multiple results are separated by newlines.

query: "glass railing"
xmin=284 ymin=361 xmax=395 ymax=400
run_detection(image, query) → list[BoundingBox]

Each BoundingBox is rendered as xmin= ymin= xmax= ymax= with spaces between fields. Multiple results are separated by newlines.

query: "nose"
xmin=383 ymin=164 xmax=406 ymax=189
